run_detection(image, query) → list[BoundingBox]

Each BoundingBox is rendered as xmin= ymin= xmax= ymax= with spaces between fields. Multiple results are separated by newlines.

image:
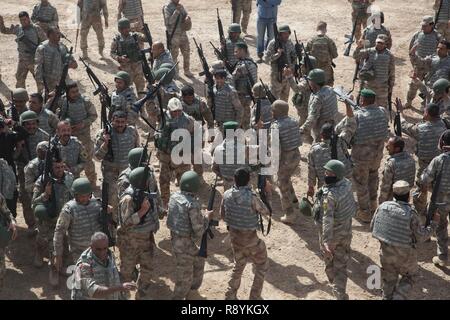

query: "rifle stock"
xmin=198 ymin=175 xmax=219 ymax=258
xmin=194 ymin=38 xmax=216 ymax=120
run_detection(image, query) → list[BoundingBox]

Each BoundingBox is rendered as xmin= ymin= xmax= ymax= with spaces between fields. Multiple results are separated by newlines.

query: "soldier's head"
xmin=234 ymin=41 xmax=248 ymax=59
xmin=278 ymin=25 xmax=291 ymax=41
xmin=432 ymin=78 xmax=450 ymax=99
xmin=72 ymin=177 xmax=93 ymax=204
xmin=421 ymin=15 xmax=435 ymax=33
xmin=111 ymin=111 xmax=128 ymax=132
xmin=423 ymin=103 xmax=440 ymax=121
xmin=439 ymin=129 xmax=450 ymax=150
xmin=167 ymin=97 xmax=183 ymax=118
xmin=228 ymin=23 xmax=241 ymax=40
xmin=234 ymin=167 xmax=250 ymax=187
xmin=252 ymin=83 xmax=266 ymax=99
xmin=180 ymin=171 xmax=200 ymax=193
xmin=301 ymin=55 xmax=317 ymax=74
xmin=323 ymin=160 xmax=345 ymax=184
xmin=114 ymin=71 xmax=131 ymax=90
xmin=36 ymin=141 xmax=49 ymax=159
xmin=392 ymin=180 xmax=411 ymax=203
xmin=129 ymin=167 xmax=150 ymax=190
xmin=172 ymin=0 xmax=181 ymax=5
xmin=52 ymin=158 xmax=66 ymax=179
xmin=316 ymin=21 xmax=327 ymax=35
xmin=13 ymin=88 xmax=29 ymax=109
xmin=18 ymin=11 xmax=31 ymax=27
xmin=306 ymin=69 xmax=326 ymax=91
xmin=181 ymin=85 xmax=195 ymax=104
xmin=386 ymin=136 xmax=405 ymax=156
xmin=28 ymin=93 xmax=44 ymax=113
xmin=90 ymin=232 xmax=109 ymax=261
xmin=213 ymin=70 xmax=227 ymax=87
xmin=320 ymin=123 xmax=333 ymax=141
xmin=46 ymin=27 xmax=61 ymax=43
xmin=41 ymin=0 xmax=49 ymax=4
xmin=128 ymin=147 xmax=146 ymax=169
xmin=271 ymin=100 xmax=289 ymax=118
xmin=375 ymin=35 xmax=387 ymax=52
xmin=118 ymin=18 xmax=131 ymax=36
xmin=152 ymin=41 xmax=165 ymax=57
xmin=57 ymin=120 xmax=72 ymax=143
xmin=19 ymin=110 xmax=38 ymax=134
xmin=359 ymin=88 xmax=376 ymax=107
xmin=66 ymin=80 xmax=80 ymax=101
xmin=437 ymin=40 xmax=450 ymax=58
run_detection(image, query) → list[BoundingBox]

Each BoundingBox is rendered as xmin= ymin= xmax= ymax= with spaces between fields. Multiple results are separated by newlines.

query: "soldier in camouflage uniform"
xmin=57 ymin=81 xmax=98 ymax=186
xmin=110 ymin=18 xmax=146 ymax=95
xmin=270 ymin=100 xmax=302 ymax=224
xmin=28 ymin=93 xmax=58 ymax=135
xmin=35 ymin=27 xmax=77 ymax=92
xmin=250 ymin=83 xmax=273 ymax=131
xmin=24 ymin=141 xmax=48 ymax=195
xmin=314 ymin=160 xmax=356 ymax=300
xmin=95 ymin=111 xmax=140 ymax=225
xmin=0 ymin=12 xmax=46 ymax=90
xmin=53 ymin=178 xmax=106 ymax=272
xmin=435 ymin=0 xmax=450 ymax=41
xmin=222 ymin=23 xmax=247 ymax=70
xmin=180 ymin=85 xmax=214 ymax=177
xmin=264 ymin=24 xmax=296 ymax=102
xmin=78 ymin=0 xmax=109 ymax=59
xmin=419 ymin=130 xmax=450 ymax=267
xmin=347 ymin=0 xmax=375 ymax=41
xmin=232 ymin=42 xmax=258 ymax=130
xmin=163 ymin=0 xmax=193 ymax=77
xmin=118 ymin=147 xmax=146 ymax=198
xmin=110 ymin=71 xmax=138 ymax=125
xmin=432 ymin=78 xmax=450 ymax=118
xmin=232 ymin=0 xmax=252 ymax=35
xmin=118 ymin=167 xmax=162 ymax=299
xmin=55 ymin=120 xmax=88 ymax=179
xmin=354 ymin=34 xmax=395 ymax=108
xmin=15 ymin=111 xmax=48 ymax=230
xmin=32 ymin=159 xmax=73 ymax=284
xmin=307 ymin=105 xmax=356 ymax=197
xmin=0 ymin=194 xmax=17 ymax=291
xmin=167 ymin=171 xmax=212 ymax=300
xmin=378 ymin=137 xmax=416 ymax=204
xmin=405 ymin=16 xmax=442 ymax=108
xmin=152 ymin=41 xmax=175 ymax=72
xmin=72 ymin=232 xmax=136 ymax=300
xmin=155 ymin=98 xmax=195 ymax=208
xmin=400 ymin=103 xmax=448 ymax=215
xmin=117 ymin=0 xmax=144 ymax=32
xmin=6 ymin=88 xmax=30 ymax=125
xmin=221 ymin=167 xmax=270 ymax=300
xmin=299 ymin=69 xmax=339 ymax=143
xmin=306 ymin=21 xmax=338 ymax=86
xmin=362 ymin=11 xmax=392 ymax=49
xmin=350 ymin=89 xmax=389 ymax=222
xmin=31 ymin=0 xmax=58 ymax=33
xmin=371 ymin=180 xmax=440 ymax=299
xmin=0 ymin=158 xmax=17 ymax=222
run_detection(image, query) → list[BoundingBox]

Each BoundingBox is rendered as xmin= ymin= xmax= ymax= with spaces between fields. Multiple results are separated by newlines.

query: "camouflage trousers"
xmin=16 ymin=58 xmax=42 ymax=92
xmin=171 ymin=33 xmax=191 ymax=73
xmin=363 ymin=80 xmax=389 ymax=108
xmin=118 ymin=62 xmax=146 ymax=96
xmin=117 ymin=231 xmax=154 ymax=294
xmin=158 ymin=151 xmax=191 ymax=207
xmin=436 ymin=208 xmax=449 ymax=260
xmin=353 ymin=156 xmax=382 ymax=214
xmin=319 ymin=232 xmax=352 ymax=299
xmin=318 ymin=63 xmax=334 ymax=87
xmin=379 ymin=242 xmax=417 ymax=300
xmin=17 ymin=165 xmax=36 ymax=228
xmin=226 ymin=236 xmax=268 ymax=300
xmin=436 ymin=22 xmax=450 ymax=41
xmin=102 ymin=162 xmax=128 ymax=223
xmin=270 ymin=72 xmax=291 ymax=102
xmin=412 ymin=158 xmax=431 ymax=216
xmin=407 ymin=64 xmax=428 ymax=105
xmin=351 ymin=9 xmax=370 ymax=41
xmin=80 ymin=15 xmax=105 ymax=52
xmin=238 ymin=94 xmax=252 ymax=130
xmin=74 ymin=130 xmax=97 ymax=186
xmin=232 ymin=0 xmax=252 ymax=33
xmin=277 ymin=149 xmax=300 ymax=215
xmin=35 ymin=219 xmax=57 ymax=259
xmin=170 ymin=233 xmax=205 ymax=300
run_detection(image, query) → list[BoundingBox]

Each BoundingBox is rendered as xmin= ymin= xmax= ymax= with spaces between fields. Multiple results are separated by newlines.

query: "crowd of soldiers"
xmin=0 ymin=0 xmax=449 ymax=301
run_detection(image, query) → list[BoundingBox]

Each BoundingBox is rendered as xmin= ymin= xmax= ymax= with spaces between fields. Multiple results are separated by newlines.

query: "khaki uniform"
xmin=0 ymin=194 xmax=15 ymax=289
xmin=56 ymin=137 xmax=88 ymax=179
xmin=435 ymin=0 xmax=450 ymax=40
xmin=306 ymin=35 xmax=338 ymax=86
xmin=31 ymin=2 xmax=58 ymax=33
xmin=348 ymin=0 xmax=374 ymax=41
xmin=78 ymin=0 xmax=108 ymax=54
xmin=117 ymin=0 xmax=144 ymax=32
xmin=232 ymin=0 xmax=252 ymax=34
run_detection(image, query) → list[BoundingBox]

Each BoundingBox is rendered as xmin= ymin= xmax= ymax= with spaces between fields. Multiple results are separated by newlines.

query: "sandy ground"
xmin=0 ymin=0 xmax=449 ymax=300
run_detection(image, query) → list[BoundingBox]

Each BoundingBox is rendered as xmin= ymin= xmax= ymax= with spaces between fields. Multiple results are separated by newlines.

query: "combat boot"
xmin=281 ymin=210 xmax=297 ymax=224
xmin=256 ymin=53 xmax=263 ymax=64
xmin=99 ymin=46 xmax=104 ymax=58
xmin=49 ymin=264 xmax=59 ymax=287
xmin=432 ymin=256 xmax=447 ymax=267
xmin=370 ymin=199 xmax=379 ymax=214
xmin=81 ymin=49 xmax=89 ymax=60
xmin=184 ymin=70 xmax=194 ymax=78
xmin=33 ymin=252 xmax=44 ymax=268
xmin=356 ymin=209 xmax=372 ymax=224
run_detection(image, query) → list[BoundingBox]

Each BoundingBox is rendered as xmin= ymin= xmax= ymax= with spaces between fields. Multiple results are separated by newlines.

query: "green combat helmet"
xmin=278 ymin=24 xmax=291 ymax=34
xmin=0 ymin=220 xmax=12 ymax=248
xmin=323 ymin=159 xmax=346 ymax=180
xmin=228 ymin=23 xmax=241 ymax=33
xmin=115 ymin=71 xmax=131 ymax=87
xmin=128 ymin=148 xmax=146 ymax=169
xmin=129 ymin=167 xmax=148 ymax=190
xmin=13 ymin=88 xmax=29 ymax=102
xmin=34 ymin=204 xmax=51 ymax=221
xmin=19 ymin=110 xmax=38 ymax=125
xmin=299 ymin=197 xmax=313 ymax=216
xmin=72 ymin=177 xmax=93 ymax=195
xmin=154 ymin=67 xmax=175 ymax=85
xmin=180 ymin=171 xmax=200 ymax=193
xmin=118 ymin=18 xmax=131 ymax=30
xmin=307 ymin=68 xmax=326 ymax=86
xmin=433 ymin=78 xmax=450 ymax=94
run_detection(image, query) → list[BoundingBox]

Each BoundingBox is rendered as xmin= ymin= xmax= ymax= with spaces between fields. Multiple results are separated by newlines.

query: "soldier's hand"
xmin=205 ymin=210 xmax=214 ymax=220
xmin=323 ymin=242 xmax=334 ymax=258
xmin=356 ymin=39 xmax=364 ymax=49
xmin=139 ymin=198 xmax=151 ymax=216
xmin=107 ymin=205 xmax=113 ymax=214
xmin=45 ymin=182 xmax=52 ymax=197
xmin=103 ymin=131 xmax=111 ymax=144
xmin=282 ymin=66 xmax=293 ymax=78
xmin=256 ymin=119 xmax=264 ymax=129
xmin=121 ymin=282 xmax=137 ymax=291
xmin=307 ymin=185 xmax=314 ymax=198
xmin=8 ymin=222 xmax=17 ymax=240
xmin=118 ymin=56 xmax=129 ymax=63
xmin=409 ymin=43 xmax=418 ymax=56
xmin=54 ymin=255 xmax=63 ymax=272
xmin=277 ymin=48 xmax=284 ymax=55
xmin=264 ymin=180 xmax=272 ymax=195
xmin=432 ymin=212 xmax=441 ymax=223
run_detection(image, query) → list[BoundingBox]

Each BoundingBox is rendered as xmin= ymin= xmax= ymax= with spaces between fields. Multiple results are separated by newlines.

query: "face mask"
xmin=324 ymin=176 xmax=338 ymax=185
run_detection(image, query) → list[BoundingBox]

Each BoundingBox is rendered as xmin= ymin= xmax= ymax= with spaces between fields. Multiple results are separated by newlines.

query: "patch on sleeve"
xmin=322 ymin=198 xmax=328 ymax=212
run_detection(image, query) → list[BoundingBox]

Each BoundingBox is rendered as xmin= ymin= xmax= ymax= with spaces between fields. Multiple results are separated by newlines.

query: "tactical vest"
xmin=49 ymin=173 xmax=74 ymax=216
xmin=372 ymin=200 xmax=414 ymax=248
xmin=16 ymin=25 xmax=40 ymax=59
xmin=66 ymin=199 xmax=102 ymax=250
xmin=273 ymin=116 xmax=302 ymax=151
xmin=351 ymin=0 xmax=371 ymax=10
xmin=114 ymin=33 xmax=142 ymax=63
xmin=318 ymin=179 xmax=356 ymax=224
xmin=167 ymin=191 xmax=198 ymax=237
xmin=226 ymin=39 xmax=239 ymax=67
xmin=415 ymin=31 xmax=440 ymax=58
xmin=164 ymin=2 xmax=187 ymax=35
xmin=214 ymin=84 xmax=238 ymax=123
xmin=0 ymin=159 xmax=16 ymax=200
xmin=234 ymin=59 xmax=258 ymax=94
xmin=39 ymin=41 xmax=69 ymax=83
xmin=122 ymin=0 xmax=143 ymax=19
xmin=122 ymin=187 xmax=160 ymax=233
xmin=436 ymin=0 xmax=450 ymax=23
xmin=371 ymin=49 xmax=391 ymax=84
xmin=153 ymin=50 xmax=174 ymax=71
xmin=314 ymin=86 xmax=339 ymax=123
xmin=390 ymin=152 xmax=416 ymax=187
xmin=37 ymin=108 xmax=53 ymax=135
xmin=111 ymin=126 xmax=137 ymax=166
xmin=427 ymin=55 xmax=450 ymax=86
xmin=436 ymin=153 xmax=450 ymax=198
xmin=309 ymin=35 xmax=332 ymax=64
xmin=417 ymin=120 xmax=447 ymax=161
xmin=60 ymin=96 xmax=89 ymax=125
xmin=156 ymin=111 xmax=192 ymax=154
xmin=223 ymin=186 xmax=259 ymax=230
xmin=256 ymin=99 xmax=273 ymax=129
xmin=26 ymin=130 xmax=48 ymax=162
xmin=111 ymin=88 xmax=136 ymax=118
xmin=32 ymin=4 xmax=57 ymax=23
xmin=58 ymin=137 xmax=83 ymax=170
xmin=353 ymin=105 xmax=389 ymax=145
xmin=216 ymin=139 xmax=248 ymax=179
xmin=182 ymin=96 xmax=203 ymax=121
xmin=363 ymin=26 xmax=389 ymax=48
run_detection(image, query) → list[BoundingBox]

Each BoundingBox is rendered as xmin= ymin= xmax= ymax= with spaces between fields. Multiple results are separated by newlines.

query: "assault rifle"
xmin=47 ymin=47 xmax=73 ymax=113
xmin=257 ymin=173 xmax=272 ymax=236
xmin=344 ymin=17 xmax=358 ymax=56
xmin=141 ymin=17 xmax=154 ymax=67
xmin=273 ymin=23 xmax=288 ymax=82
xmin=194 ymin=38 xmax=216 ymax=120
xmin=330 ymin=126 xmax=338 ymax=160
xmin=210 ymin=42 xmax=235 ymax=74
xmin=101 ymin=181 xmax=116 ymax=247
xmin=163 ymin=7 xmax=181 ymax=51
xmin=259 ymin=78 xmax=276 ymax=104
xmin=141 ymin=18 xmax=155 ymax=83
xmin=393 ymin=99 xmax=402 ymax=137
xmin=293 ymin=30 xmax=303 ymax=80
xmin=217 ymin=8 xmax=227 ymax=62
xmin=198 ymin=175 xmax=219 ymax=258
xmin=333 ymin=86 xmax=360 ymax=110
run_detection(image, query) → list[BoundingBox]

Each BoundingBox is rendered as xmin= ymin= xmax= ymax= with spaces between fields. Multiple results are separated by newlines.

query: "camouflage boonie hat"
xmin=210 ymin=60 xmax=227 ymax=75
xmin=376 ymin=34 xmax=388 ymax=43
xmin=392 ymin=180 xmax=410 ymax=195
xmin=278 ymin=25 xmax=291 ymax=33
xmin=421 ymin=15 xmax=434 ymax=26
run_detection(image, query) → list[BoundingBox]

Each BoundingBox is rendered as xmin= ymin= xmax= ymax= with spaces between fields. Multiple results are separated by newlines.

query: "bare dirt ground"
xmin=0 ymin=0 xmax=449 ymax=300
